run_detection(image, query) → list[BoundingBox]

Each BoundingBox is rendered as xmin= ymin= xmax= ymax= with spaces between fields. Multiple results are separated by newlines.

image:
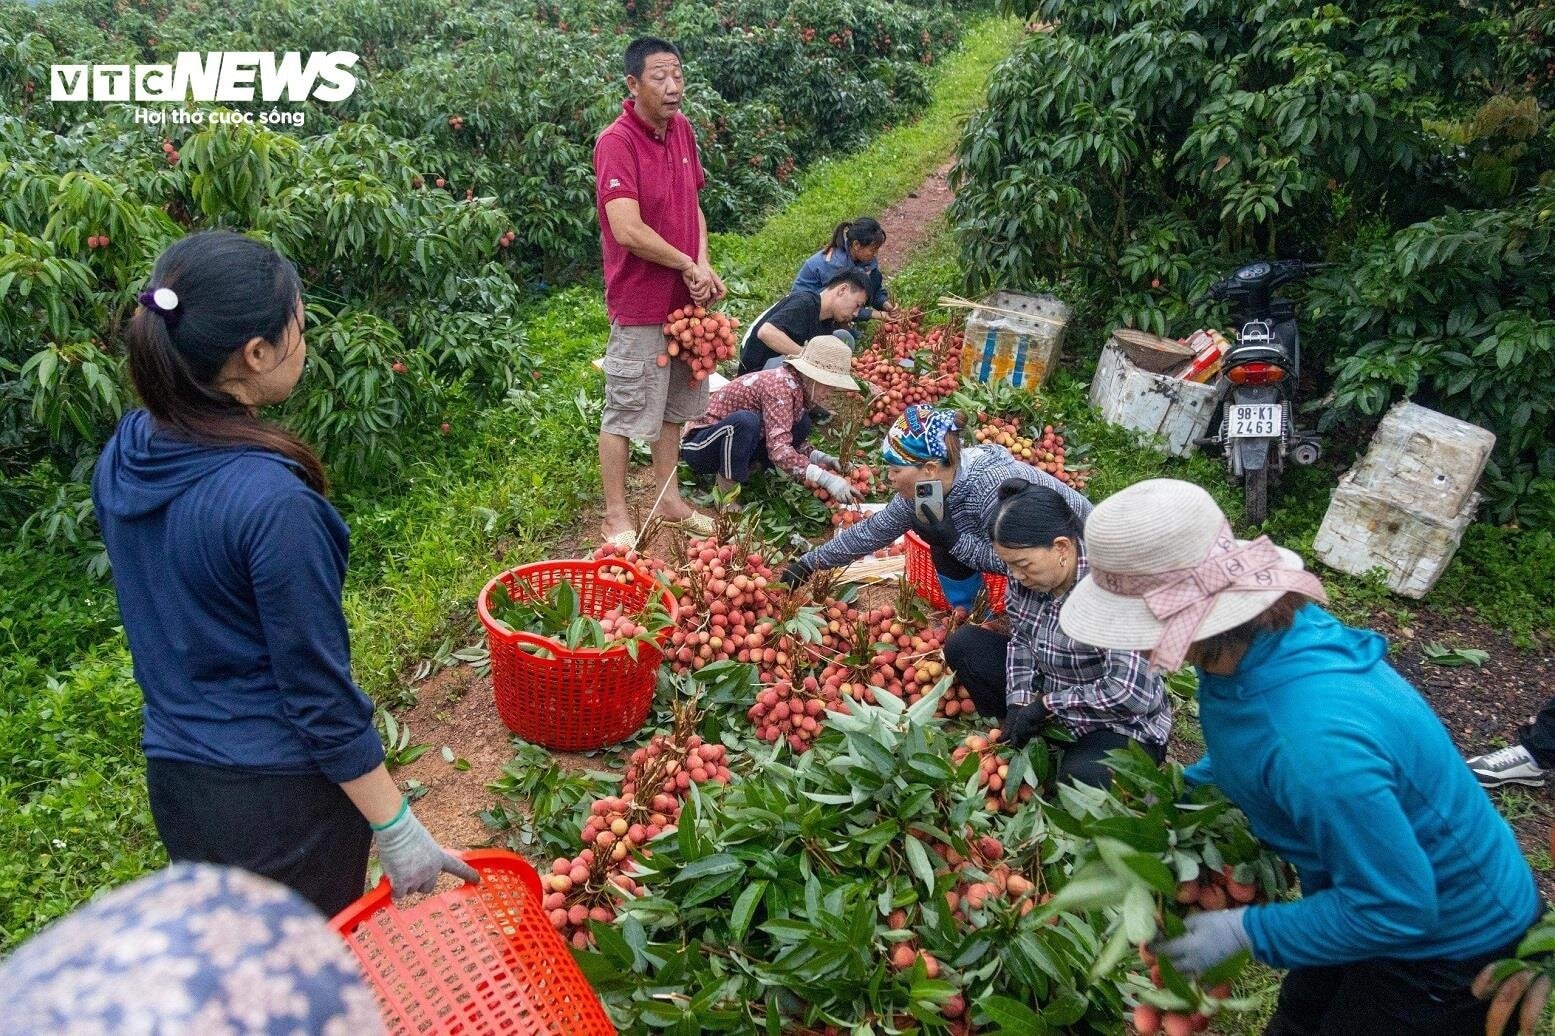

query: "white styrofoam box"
xmin=1342 ymin=401 xmax=1495 ymax=521
xmin=961 ymin=291 xmax=1073 ymax=389
xmin=1312 ymin=401 xmax=1494 ymax=598
xmin=1088 ymin=339 xmax=1221 ymax=457
xmin=1313 ymin=483 xmax=1479 ymax=599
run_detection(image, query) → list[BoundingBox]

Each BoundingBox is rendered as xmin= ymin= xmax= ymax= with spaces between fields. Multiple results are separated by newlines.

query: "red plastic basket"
xmin=903 ymin=530 xmax=1007 ymax=613
xmin=331 ymin=849 xmax=615 ymax=1035
xmin=478 ymin=558 xmax=677 ymax=751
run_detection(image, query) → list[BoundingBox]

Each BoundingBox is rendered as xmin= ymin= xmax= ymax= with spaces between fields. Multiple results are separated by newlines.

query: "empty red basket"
xmin=478 ymin=558 xmax=677 ymax=751
xmin=903 ymin=530 xmax=1007 ymax=613
xmin=331 ymin=849 xmax=615 ymax=1035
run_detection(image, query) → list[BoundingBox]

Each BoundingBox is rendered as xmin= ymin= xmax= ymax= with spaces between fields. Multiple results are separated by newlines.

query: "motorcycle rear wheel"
xmin=1244 ymin=461 xmax=1268 ymax=524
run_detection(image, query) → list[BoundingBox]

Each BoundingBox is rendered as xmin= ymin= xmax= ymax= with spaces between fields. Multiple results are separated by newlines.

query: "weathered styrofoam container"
xmin=961 ymin=291 xmax=1072 ymax=390
xmin=1312 ymin=401 xmax=1495 ymax=598
xmin=1313 ymin=485 xmax=1479 ymax=599
xmin=1339 ymin=401 xmax=1495 ymax=521
xmin=1088 ymin=339 xmax=1220 ymax=457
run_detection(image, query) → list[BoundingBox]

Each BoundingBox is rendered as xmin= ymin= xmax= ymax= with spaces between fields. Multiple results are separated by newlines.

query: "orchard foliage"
xmin=950 ymin=0 xmax=1555 ymax=521
xmin=0 ymin=0 xmax=985 ymax=540
xmin=537 ymin=662 xmax=1288 ymax=1033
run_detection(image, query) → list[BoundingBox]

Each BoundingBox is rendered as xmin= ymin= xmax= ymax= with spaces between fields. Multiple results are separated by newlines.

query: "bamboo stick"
xmin=937 ymin=295 xmax=1069 ymax=328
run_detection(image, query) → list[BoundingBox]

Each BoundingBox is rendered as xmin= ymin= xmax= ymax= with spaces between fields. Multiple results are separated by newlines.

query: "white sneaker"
xmin=1466 ymin=744 xmax=1547 ymax=789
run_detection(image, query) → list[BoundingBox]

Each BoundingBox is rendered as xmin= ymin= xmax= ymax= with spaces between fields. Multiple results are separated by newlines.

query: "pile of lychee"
xmin=972 ymin=414 xmax=1087 ymax=492
xmin=665 ymin=537 xmax=783 ymax=673
xmin=540 ymin=848 xmax=641 ymax=949
xmin=852 ymin=309 xmax=963 ymax=425
xmin=938 ymin=833 xmax=1046 ymax=929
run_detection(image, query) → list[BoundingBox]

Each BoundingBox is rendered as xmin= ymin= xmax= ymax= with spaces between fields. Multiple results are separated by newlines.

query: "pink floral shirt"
xmin=687 ymin=366 xmax=810 ymax=478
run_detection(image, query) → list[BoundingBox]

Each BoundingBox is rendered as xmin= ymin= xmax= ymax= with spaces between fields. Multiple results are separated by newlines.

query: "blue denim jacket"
xmin=791 ymin=248 xmax=887 ymax=319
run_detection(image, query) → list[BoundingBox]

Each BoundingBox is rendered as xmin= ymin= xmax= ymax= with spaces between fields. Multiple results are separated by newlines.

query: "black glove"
xmin=1003 ymin=702 xmax=1049 ymax=750
xmin=913 ymin=507 xmax=974 ymax=579
xmin=780 ymin=559 xmax=811 ymax=590
xmin=930 ymin=543 xmax=976 ymax=580
xmin=912 ymin=502 xmax=960 ymax=549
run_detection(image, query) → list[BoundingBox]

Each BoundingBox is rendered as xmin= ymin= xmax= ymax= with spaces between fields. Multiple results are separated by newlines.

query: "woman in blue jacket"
xmin=1058 ymin=478 xmax=1541 ymax=1035
xmin=93 ymin=231 xmax=473 ymax=917
xmin=791 ymin=216 xmax=897 ymax=323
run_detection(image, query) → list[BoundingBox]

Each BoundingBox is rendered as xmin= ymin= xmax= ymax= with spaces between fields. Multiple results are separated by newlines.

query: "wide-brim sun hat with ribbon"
xmin=1059 ymin=478 xmax=1326 ymax=671
xmin=785 ymin=334 xmax=859 ymax=391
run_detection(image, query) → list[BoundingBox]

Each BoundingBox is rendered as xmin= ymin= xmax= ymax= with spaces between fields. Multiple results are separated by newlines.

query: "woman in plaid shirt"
xmin=944 ymin=479 xmax=1171 ymax=789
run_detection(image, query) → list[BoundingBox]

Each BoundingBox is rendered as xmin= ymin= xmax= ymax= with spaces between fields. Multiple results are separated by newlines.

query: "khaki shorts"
xmin=600 ymin=322 xmax=709 ymax=441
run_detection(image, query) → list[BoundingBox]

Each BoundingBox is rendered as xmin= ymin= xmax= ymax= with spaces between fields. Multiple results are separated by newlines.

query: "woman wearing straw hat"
xmin=780 ymin=405 xmax=1093 ymax=609
xmin=680 ymin=335 xmax=861 ymax=499
xmin=1058 ymin=478 xmax=1541 ymax=1034
xmin=939 ymin=479 xmax=1170 ymax=788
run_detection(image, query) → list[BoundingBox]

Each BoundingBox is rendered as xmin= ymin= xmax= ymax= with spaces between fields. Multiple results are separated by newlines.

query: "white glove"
xmin=373 ymin=799 xmax=480 ymax=898
xmin=808 ymin=449 xmax=841 ymax=471
xmin=1153 ymin=906 xmax=1251 ymax=976
xmin=805 ymin=463 xmax=855 ymax=504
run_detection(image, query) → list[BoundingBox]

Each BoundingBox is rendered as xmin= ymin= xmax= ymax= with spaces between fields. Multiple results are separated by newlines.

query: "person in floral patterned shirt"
xmin=0 ymin=863 xmax=385 ymax=1035
xmin=681 ymin=336 xmax=860 ymax=500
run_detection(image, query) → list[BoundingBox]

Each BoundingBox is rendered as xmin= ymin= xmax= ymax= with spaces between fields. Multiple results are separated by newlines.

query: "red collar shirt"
xmin=594 ymin=98 xmax=707 ymax=326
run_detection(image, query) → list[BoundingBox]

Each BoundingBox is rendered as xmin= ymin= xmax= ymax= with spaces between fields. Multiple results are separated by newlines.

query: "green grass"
xmin=0 ymin=15 xmax=1023 ymax=949
xmin=714 ymin=17 xmax=1019 ymax=305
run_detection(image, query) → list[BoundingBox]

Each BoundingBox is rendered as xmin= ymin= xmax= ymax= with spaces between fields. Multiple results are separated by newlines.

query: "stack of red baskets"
xmin=903 ymin=530 xmax=1007 ymax=613
xmin=331 ymin=849 xmax=615 ymax=1035
xmin=478 ymin=558 xmax=677 ymax=751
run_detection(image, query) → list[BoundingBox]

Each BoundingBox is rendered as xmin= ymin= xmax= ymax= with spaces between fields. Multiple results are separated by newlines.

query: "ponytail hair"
xmin=984 ymin=478 xmax=1084 ymax=548
xmin=125 ymin=230 xmax=327 ymax=494
xmin=941 ymin=410 xmax=965 ymax=471
xmin=825 ymin=215 xmax=887 ymax=254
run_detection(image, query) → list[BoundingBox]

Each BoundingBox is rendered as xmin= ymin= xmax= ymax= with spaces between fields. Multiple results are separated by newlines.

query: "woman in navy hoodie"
xmin=1058 ymin=479 xmax=1541 ymax=1034
xmin=93 ymin=231 xmax=474 ymax=917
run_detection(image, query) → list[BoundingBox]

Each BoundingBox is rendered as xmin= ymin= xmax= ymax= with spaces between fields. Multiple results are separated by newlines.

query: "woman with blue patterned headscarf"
xmin=1 ymin=863 xmax=386 ymax=1035
xmin=781 ymin=405 xmax=1093 ymax=608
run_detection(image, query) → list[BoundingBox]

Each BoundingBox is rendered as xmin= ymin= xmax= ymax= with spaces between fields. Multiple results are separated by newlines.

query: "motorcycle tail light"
xmin=1227 ymin=361 xmax=1286 ymax=385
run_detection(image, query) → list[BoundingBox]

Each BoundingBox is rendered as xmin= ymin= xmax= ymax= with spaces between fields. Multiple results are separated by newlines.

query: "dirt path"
xmin=391 ymin=161 xmax=963 ymax=856
xmin=874 ymin=160 xmax=955 ymax=274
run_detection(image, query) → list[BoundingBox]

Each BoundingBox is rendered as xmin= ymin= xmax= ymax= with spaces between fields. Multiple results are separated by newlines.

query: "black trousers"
xmin=1264 ymin=934 xmax=1529 ymax=1035
xmin=146 ymin=757 xmax=372 ymax=919
xmin=681 ymin=409 xmax=812 ymax=482
xmin=1519 ymin=699 xmax=1555 ymax=767
xmin=943 ymin=625 xmax=1166 ymax=789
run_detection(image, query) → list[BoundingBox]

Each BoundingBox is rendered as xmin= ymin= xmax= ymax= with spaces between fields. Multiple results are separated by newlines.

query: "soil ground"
xmin=873 ymin=161 xmax=955 ymax=274
xmin=1375 ymin=608 xmax=1555 ymax=898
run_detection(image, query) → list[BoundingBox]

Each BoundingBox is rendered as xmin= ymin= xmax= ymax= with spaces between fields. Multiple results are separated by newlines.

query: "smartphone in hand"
xmin=914 ymin=479 xmax=944 ymax=525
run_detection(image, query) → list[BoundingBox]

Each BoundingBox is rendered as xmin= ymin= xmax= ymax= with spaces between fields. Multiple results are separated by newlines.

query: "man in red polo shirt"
xmin=595 ymin=36 xmax=726 ymax=546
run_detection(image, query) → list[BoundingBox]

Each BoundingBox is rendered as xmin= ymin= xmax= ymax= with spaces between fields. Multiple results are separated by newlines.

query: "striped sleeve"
xmin=800 ymin=496 xmax=914 ymax=572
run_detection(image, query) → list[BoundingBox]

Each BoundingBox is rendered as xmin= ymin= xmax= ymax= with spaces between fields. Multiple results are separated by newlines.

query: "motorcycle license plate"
xmin=1227 ymin=404 xmax=1282 ymax=439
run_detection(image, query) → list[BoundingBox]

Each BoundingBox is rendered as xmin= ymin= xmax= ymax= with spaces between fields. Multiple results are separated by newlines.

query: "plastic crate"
xmin=478 ymin=559 xmax=677 ymax=750
xmin=330 ymin=850 xmax=615 ymax=1036
xmin=903 ymin=531 xmax=1007 ymax=613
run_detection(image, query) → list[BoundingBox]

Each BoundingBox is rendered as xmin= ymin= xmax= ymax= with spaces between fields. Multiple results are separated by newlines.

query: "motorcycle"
xmin=1192 ymin=259 xmax=1325 ymax=524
